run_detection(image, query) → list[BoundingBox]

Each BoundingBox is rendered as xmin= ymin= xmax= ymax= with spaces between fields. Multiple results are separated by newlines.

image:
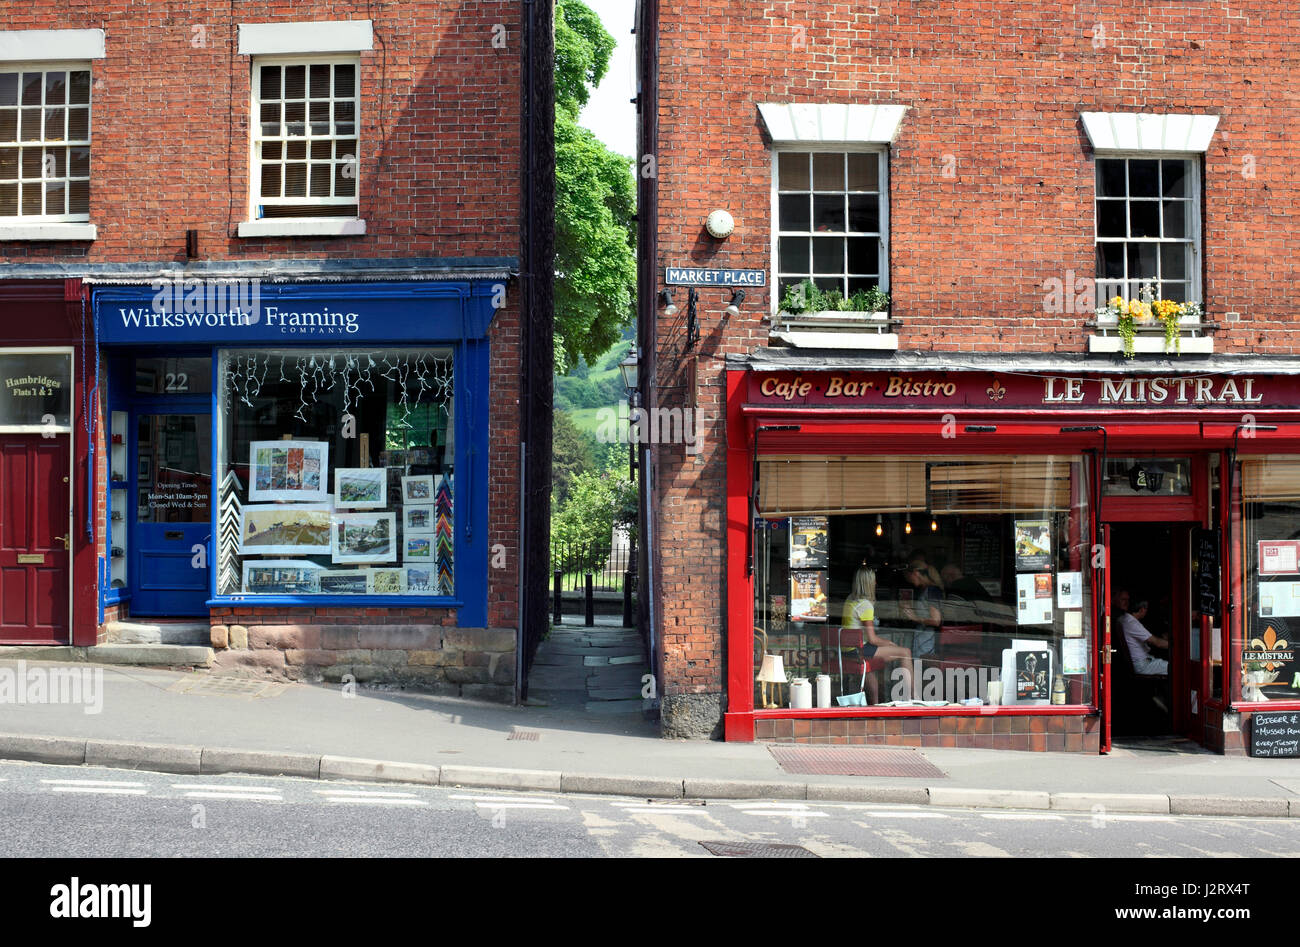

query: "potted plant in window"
xmin=777 ymin=279 xmax=890 ymax=323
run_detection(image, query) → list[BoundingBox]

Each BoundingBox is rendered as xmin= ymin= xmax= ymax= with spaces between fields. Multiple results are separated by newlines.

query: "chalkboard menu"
xmin=962 ymin=519 xmax=1003 ymax=584
xmin=1250 ymin=711 xmax=1300 ymax=758
xmin=1193 ymin=528 xmax=1221 ymax=618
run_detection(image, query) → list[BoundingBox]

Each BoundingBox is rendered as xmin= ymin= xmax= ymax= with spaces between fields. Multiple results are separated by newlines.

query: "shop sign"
xmin=94 ymin=283 xmax=492 ymax=344
xmin=749 ymin=370 xmax=1282 ymax=409
xmin=1250 ymin=711 xmax=1300 ymax=758
xmin=664 ymin=267 xmax=767 ymax=287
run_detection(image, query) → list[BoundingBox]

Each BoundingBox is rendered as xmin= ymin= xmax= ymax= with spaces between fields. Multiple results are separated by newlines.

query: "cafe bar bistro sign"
xmin=751 ymin=372 xmax=1277 ymax=407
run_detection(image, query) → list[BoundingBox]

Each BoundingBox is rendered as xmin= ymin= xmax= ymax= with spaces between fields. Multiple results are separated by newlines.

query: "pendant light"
xmin=875 ymin=514 xmax=883 ymax=537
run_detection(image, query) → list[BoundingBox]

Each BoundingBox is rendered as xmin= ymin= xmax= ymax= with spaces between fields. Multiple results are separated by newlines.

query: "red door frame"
xmin=722 ymin=376 xmax=1300 ymax=742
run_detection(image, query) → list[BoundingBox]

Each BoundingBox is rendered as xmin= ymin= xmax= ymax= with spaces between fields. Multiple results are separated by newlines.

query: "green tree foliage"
xmin=554 ymin=0 xmax=636 ymax=372
xmin=553 ymin=409 xmax=595 ymax=505
xmin=551 ymin=458 xmax=638 ymax=552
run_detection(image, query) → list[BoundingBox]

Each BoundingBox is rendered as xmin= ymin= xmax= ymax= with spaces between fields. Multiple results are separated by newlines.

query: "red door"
xmin=0 ymin=435 xmax=70 ymax=644
xmin=1099 ymin=524 xmax=1112 ymax=753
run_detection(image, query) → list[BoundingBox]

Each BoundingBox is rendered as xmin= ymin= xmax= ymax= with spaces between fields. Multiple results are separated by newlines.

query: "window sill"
xmin=770 ymin=311 xmax=900 ymax=349
xmin=1088 ymin=334 xmax=1215 ymax=355
xmin=237 ymin=218 xmax=366 ymax=238
xmin=0 ymin=222 xmax=97 ymax=241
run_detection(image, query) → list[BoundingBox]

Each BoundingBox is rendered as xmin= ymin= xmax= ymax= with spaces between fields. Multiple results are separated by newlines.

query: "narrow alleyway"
xmin=527 ymin=619 xmax=648 ymax=714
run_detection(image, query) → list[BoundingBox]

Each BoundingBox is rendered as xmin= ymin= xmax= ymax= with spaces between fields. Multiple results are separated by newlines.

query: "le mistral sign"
xmin=749 ymin=371 xmax=1280 ymax=408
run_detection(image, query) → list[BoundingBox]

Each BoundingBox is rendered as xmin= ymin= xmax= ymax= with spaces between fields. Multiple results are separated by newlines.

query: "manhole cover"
xmin=167 ymin=676 xmax=285 ymax=699
xmin=508 ymin=728 xmax=541 ymax=741
xmin=768 ymin=745 xmax=946 ymax=778
xmin=699 ymin=841 xmax=818 ymax=858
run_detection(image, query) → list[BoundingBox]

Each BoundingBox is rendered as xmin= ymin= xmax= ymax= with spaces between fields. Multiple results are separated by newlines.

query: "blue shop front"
xmin=92 ymin=280 xmax=496 ymax=631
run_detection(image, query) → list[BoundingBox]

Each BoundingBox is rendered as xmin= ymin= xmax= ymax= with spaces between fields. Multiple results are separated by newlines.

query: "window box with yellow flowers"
xmin=1089 ymin=288 xmax=1212 ymax=357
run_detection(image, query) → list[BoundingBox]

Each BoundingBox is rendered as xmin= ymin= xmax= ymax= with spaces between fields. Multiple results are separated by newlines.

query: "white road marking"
xmin=857 ymin=811 xmax=951 ymax=819
xmin=449 ymin=794 xmax=558 ymax=803
xmin=321 ymin=796 xmax=428 ymax=806
xmin=980 ymin=813 xmax=1064 ymax=821
xmin=474 ymin=802 xmax=569 ymax=811
xmin=312 ymin=789 xmax=417 ymax=798
xmin=50 ymin=786 xmax=149 ymax=796
xmin=619 ymin=806 xmax=712 ymax=815
xmin=183 ymin=791 xmax=282 ymax=802
xmin=172 ymin=784 xmax=279 ymax=793
xmin=43 ymin=779 xmax=144 ymax=788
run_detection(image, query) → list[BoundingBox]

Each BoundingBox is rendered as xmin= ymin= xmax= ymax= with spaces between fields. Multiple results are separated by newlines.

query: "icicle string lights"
xmin=224 ymin=350 xmax=454 ymax=424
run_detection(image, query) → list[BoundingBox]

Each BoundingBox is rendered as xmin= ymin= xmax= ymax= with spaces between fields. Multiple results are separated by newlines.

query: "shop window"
xmin=774 ymin=150 xmax=887 ymax=305
xmin=251 ymin=58 xmax=359 ymax=220
xmin=216 ymin=348 xmax=454 ymax=598
xmin=753 ymin=455 xmax=1093 ymax=710
xmin=1094 ymin=157 xmax=1199 ymax=307
xmin=0 ymin=66 xmax=92 ymax=220
xmin=1235 ymin=457 xmax=1300 ymax=704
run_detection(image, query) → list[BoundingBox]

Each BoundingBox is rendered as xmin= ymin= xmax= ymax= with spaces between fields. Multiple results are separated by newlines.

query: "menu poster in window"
xmin=248 ymin=440 xmax=329 ymax=502
xmin=789 ymin=516 xmax=829 ymax=570
xmin=790 ymin=570 xmax=828 ymax=622
xmin=1258 ymin=583 xmax=1300 ymax=619
xmin=1056 ymin=571 xmax=1083 ymax=609
xmin=1194 ymin=528 xmax=1221 ymax=618
xmin=1259 ymin=540 xmax=1300 ymax=576
xmin=1013 ymin=519 xmax=1052 ymax=571
xmin=961 ymin=519 xmax=1002 ymax=585
xmin=1061 ymin=637 xmax=1088 ymax=675
xmin=1015 ymin=572 xmax=1053 ymax=625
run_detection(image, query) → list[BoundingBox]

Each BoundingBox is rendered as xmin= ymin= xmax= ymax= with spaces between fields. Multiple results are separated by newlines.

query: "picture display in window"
xmin=751 ymin=455 xmax=1094 ymax=708
xmin=0 ymin=68 xmax=91 ymax=219
xmin=255 ymin=60 xmax=358 ymax=219
xmin=776 ymin=151 xmax=885 ymax=303
xmin=1095 ymin=157 xmax=1196 ymax=305
xmin=217 ymin=348 xmax=454 ymax=597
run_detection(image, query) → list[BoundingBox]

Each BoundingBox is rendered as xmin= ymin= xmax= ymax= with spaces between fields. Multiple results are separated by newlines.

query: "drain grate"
xmin=700 ymin=840 xmax=818 ymax=858
xmin=768 ymin=745 xmax=946 ymax=778
xmin=167 ymin=676 xmax=285 ymax=699
xmin=508 ymin=728 xmax=541 ymax=741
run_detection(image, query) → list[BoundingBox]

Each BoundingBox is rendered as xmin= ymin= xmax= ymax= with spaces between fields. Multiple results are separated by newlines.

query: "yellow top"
xmin=844 ymin=598 xmax=875 ymax=628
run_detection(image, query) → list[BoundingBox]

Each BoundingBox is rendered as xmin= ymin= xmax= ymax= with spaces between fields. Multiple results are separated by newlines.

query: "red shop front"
xmin=724 ymin=362 xmax=1300 ymax=754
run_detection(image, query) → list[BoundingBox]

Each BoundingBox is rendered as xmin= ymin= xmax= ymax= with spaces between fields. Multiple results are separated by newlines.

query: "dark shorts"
xmin=860 ymin=642 xmax=879 ymax=659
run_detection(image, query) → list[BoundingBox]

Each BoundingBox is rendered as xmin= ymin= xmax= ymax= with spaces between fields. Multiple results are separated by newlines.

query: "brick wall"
xmin=650 ymin=2 xmax=1298 ymax=735
xmin=0 ymin=0 xmax=522 ymax=263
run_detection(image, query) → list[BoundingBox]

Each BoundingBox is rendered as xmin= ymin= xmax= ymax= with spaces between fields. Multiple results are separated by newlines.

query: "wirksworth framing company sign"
xmin=749 ymin=371 xmax=1280 ymax=409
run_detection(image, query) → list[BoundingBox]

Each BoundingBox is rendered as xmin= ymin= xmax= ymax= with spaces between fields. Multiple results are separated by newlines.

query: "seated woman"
xmin=843 ymin=565 xmax=915 ymax=703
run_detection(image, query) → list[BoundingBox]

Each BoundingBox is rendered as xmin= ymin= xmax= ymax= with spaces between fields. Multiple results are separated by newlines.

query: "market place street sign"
xmin=665 ymin=267 xmax=767 ymax=287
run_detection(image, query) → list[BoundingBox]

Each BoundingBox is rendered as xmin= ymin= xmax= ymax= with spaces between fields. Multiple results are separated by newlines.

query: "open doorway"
xmin=1109 ymin=524 xmax=1176 ymax=739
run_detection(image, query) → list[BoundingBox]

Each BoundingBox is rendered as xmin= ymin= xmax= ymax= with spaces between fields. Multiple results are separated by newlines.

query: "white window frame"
xmin=1093 ymin=151 xmax=1202 ymax=311
xmin=770 ymin=144 xmax=890 ymax=316
xmin=0 ymin=61 xmax=94 ymax=233
xmin=241 ymin=53 xmax=364 ymax=237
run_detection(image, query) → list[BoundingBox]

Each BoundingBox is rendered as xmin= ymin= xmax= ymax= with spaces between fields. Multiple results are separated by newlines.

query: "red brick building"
xmin=0 ymin=2 xmax=555 ymax=701
xmin=637 ymin=1 xmax=1300 ymax=752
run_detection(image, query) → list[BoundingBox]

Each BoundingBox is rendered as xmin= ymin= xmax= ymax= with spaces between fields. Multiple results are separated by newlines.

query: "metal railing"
xmin=549 ymin=541 xmax=635 ymax=627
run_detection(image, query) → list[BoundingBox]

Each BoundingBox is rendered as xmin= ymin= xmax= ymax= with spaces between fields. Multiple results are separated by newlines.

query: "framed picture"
xmin=241 ymin=559 xmax=323 ymax=595
xmin=318 ymin=569 xmax=370 ymax=595
xmin=405 ymin=566 xmax=433 ymax=593
xmin=249 ymin=440 xmax=329 ymax=502
xmin=334 ymin=467 xmax=387 ymax=509
xmin=401 ymin=474 xmax=434 ymax=503
xmin=404 ymin=504 xmax=435 ymax=531
xmin=404 ymin=530 xmax=435 ymax=562
xmin=331 ymin=511 xmax=397 ymax=564
xmin=1000 ymin=647 xmax=1053 ymax=705
xmin=1014 ymin=518 xmax=1052 ymax=571
xmin=367 ymin=567 xmax=407 ymax=595
xmin=240 ymin=503 xmax=332 ymax=556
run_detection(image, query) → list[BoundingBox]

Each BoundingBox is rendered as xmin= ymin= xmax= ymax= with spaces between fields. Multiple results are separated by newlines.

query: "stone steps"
xmin=105 ymin=621 xmax=211 ymax=646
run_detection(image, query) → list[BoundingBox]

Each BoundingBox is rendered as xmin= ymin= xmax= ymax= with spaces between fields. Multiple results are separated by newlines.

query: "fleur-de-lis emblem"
xmin=986 ymin=379 xmax=1006 ymax=402
xmin=1249 ymin=626 xmax=1291 ymax=673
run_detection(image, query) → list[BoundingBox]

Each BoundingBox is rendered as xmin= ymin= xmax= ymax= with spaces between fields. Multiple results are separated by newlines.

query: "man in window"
xmin=900 ymin=555 xmax=942 ymax=659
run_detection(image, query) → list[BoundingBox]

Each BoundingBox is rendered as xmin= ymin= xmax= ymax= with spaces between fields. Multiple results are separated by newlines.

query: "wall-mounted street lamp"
xmin=659 ymin=289 xmax=678 ymax=316
xmin=705 ymin=209 xmax=735 ymax=239
xmin=726 ymin=289 xmax=746 ymax=316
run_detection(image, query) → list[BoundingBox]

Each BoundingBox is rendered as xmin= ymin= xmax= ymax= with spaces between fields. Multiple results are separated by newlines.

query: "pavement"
xmin=3 ymin=654 xmax=1300 ymax=817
